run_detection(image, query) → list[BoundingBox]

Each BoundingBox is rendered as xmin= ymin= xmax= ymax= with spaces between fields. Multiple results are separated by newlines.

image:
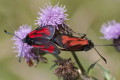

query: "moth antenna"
xmin=93 ymin=47 xmax=107 ymax=64
xmin=4 ymin=30 xmax=24 ymax=62
xmin=94 ymin=44 xmax=115 ymax=46
xmin=4 ymin=30 xmax=21 ymax=39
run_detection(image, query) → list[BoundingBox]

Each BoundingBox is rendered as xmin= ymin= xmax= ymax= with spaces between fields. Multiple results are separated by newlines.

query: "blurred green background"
xmin=1 ymin=0 xmax=120 ymax=80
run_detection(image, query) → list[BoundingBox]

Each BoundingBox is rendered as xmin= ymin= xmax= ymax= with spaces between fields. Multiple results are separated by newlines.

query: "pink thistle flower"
xmin=100 ymin=20 xmax=120 ymax=40
xmin=100 ymin=20 xmax=120 ymax=51
xmin=35 ymin=3 xmax=68 ymax=29
xmin=12 ymin=25 xmax=47 ymax=66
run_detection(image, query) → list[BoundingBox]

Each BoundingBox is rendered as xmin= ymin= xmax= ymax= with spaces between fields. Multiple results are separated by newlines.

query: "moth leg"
xmin=38 ymin=55 xmax=48 ymax=63
xmin=63 ymin=24 xmax=87 ymax=37
xmin=80 ymin=34 xmax=86 ymax=38
xmin=31 ymin=48 xmax=48 ymax=63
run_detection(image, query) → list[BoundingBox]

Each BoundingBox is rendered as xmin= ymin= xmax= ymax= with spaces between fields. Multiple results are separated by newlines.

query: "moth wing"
xmin=53 ymin=34 xmax=89 ymax=51
xmin=28 ymin=25 xmax=55 ymax=39
xmin=32 ymin=38 xmax=60 ymax=55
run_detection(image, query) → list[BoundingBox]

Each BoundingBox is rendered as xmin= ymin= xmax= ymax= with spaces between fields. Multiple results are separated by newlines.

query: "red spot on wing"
xmin=69 ymin=40 xmax=88 ymax=46
xmin=28 ymin=30 xmax=37 ymax=36
xmin=29 ymin=34 xmax=43 ymax=38
xmin=32 ymin=44 xmax=55 ymax=53
xmin=62 ymin=35 xmax=89 ymax=46
xmin=32 ymin=34 xmax=43 ymax=38
xmin=28 ymin=28 xmax=50 ymax=38
xmin=32 ymin=45 xmax=45 ymax=48
xmin=36 ymin=28 xmax=50 ymax=35
xmin=62 ymin=36 xmax=78 ymax=44
xmin=41 ymin=46 xmax=55 ymax=53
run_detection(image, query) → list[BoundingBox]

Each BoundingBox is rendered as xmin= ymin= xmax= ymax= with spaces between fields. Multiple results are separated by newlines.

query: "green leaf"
xmin=97 ymin=64 xmax=116 ymax=80
xmin=87 ymin=60 xmax=100 ymax=74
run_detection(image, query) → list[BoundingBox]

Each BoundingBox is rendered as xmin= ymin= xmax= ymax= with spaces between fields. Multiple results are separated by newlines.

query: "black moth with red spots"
xmin=22 ymin=25 xmax=60 ymax=55
xmin=51 ymin=26 xmax=107 ymax=63
xmin=51 ymin=34 xmax=94 ymax=51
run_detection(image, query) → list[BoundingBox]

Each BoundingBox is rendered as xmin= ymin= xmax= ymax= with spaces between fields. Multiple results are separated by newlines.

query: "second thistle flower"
xmin=100 ymin=20 xmax=120 ymax=51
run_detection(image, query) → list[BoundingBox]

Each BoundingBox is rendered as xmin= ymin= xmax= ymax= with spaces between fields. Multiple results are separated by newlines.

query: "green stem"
xmin=53 ymin=55 xmax=64 ymax=60
xmin=71 ymin=51 xmax=86 ymax=74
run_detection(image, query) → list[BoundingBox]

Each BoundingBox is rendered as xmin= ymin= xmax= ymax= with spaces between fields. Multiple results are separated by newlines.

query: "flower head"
xmin=100 ymin=20 xmax=120 ymax=40
xmin=12 ymin=25 xmax=47 ymax=66
xmin=55 ymin=58 xmax=79 ymax=80
xmin=100 ymin=20 xmax=120 ymax=52
xmin=36 ymin=3 xmax=68 ymax=29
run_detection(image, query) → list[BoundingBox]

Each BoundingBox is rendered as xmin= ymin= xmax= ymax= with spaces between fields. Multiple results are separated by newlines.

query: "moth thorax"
xmin=22 ymin=37 xmax=34 ymax=45
xmin=84 ymin=40 xmax=94 ymax=51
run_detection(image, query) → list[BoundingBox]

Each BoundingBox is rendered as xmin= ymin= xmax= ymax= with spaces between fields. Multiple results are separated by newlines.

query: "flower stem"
xmin=53 ymin=55 xmax=64 ymax=60
xmin=71 ymin=51 xmax=86 ymax=74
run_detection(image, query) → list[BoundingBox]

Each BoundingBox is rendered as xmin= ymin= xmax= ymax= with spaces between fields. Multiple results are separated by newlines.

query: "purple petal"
xmin=35 ymin=3 xmax=68 ymax=29
xmin=100 ymin=20 xmax=120 ymax=40
xmin=12 ymin=25 xmax=37 ymax=64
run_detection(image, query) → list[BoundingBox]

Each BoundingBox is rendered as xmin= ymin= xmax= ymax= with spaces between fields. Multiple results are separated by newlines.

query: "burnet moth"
xmin=51 ymin=25 xmax=107 ymax=64
xmin=4 ymin=25 xmax=60 ymax=61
